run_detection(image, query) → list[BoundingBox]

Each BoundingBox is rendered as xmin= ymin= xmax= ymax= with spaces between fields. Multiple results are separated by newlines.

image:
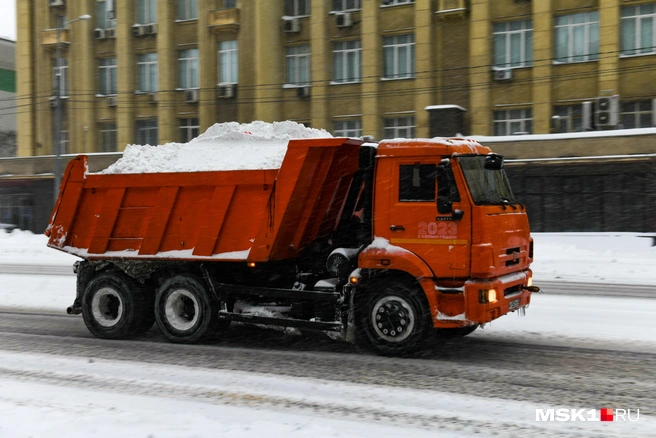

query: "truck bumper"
xmin=427 ymin=269 xmax=533 ymax=328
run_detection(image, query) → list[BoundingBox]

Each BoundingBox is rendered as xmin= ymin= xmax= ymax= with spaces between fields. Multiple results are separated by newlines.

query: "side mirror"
xmin=484 ymin=153 xmax=504 ymax=170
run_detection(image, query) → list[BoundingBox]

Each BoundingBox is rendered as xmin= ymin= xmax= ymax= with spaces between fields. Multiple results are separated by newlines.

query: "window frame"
xmin=98 ymin=57 xmax=117 ymax=96
xmin=382 ymin=34 xmax=415 ymax=80
xmin=493 ymin=108 xmax=533 ymax=136
xmin=381 ymin=0 xmax=414 ymax=6
xmin=98 ymin=122 xmax=118 ymax=152
xmin=285 ymin=45 xmax=311 ymax=86
xmin=137 ymin=0 xmax=157 ymax=24
xmin=284 ymin=0 xmax=310 ymax=17
xmin=137 ymin=53 xmax=158 ymax=93
xmin=178 ymin=48 xmax=199 ymax=90
xmin=621 ymin=4 xmax=656 ymax=56
xmin=554 ymin=12 xmax=599 ymax=64
xmin=332 ymin=40 xmax=362 ymax=84
xmin=177 ymin=0 xmax=198 ymax=20
xmin=331 ymin=0 xmax=362 ymax=12
xmin=136 ymin=119 xmax=158 ymax=145
xmin=620 ymin=100 xmax=654 ymax=129
xmin=333 ymin=119 xmax=362 ymax=137
xmin=493 ymin=20 xmax=533 ymax=69
xmin=218 ymin=40 xmax=239 ymax=85
xmin=53 ymin=58 xmax=68 ymax=98
xmin=383 ymin=116 xmax=415 ymax=139
xmin=179 ymin=118 xmax=200 ymax=143
xmin=96 ymin=0 xmax=116 ymax=29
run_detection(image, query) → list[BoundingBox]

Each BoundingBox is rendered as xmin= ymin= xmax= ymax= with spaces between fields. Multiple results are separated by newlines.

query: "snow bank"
xmin=102 ymin=121 xmax=332 ymax=174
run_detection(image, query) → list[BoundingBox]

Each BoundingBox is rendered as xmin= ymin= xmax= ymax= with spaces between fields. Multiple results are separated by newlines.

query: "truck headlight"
xmin=527 ymin=276 xmax=533 ymax=287
xmin=479 ymin=289 xmax=497 ymax=303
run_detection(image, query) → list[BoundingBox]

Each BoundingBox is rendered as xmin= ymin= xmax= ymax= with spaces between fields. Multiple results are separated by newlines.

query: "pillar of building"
xmin=116 ymin=0 xmax=136 ymax=150
xmin=361 ymin=0 xmax=381 ymax=139
xmin=68 ymin=0 xmax=96 ymax=153
xmin=414 ymin=0 xmax=434 ymax=138
xmin=16 ymin=0 xmax=34 ymax=156
xmin=198 ymin=0 xmax=217 ymax=133
xmin=310 ymin=1 xmax=331 ymax=132
xmin=599 ymin=0 xmax=620 ymax=96
xmin=36 ymin=2 xmax=53 ymax=155
xmin=157 ymin=0 xmax=177 ymax=144
xmin=468 ymin=0 xmax=492 ymax=136
xmin=253 ymin=2 xmax=283 ymax=122
xmin=532 ymin=0 xmax=553 ymax=134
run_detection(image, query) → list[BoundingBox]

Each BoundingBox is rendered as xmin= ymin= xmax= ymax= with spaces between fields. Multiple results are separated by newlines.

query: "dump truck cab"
xmin=353 ymin=138 xmax=534 ymax=353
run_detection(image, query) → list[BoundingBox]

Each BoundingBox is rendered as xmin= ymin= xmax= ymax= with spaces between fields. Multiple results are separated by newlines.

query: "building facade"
xmin=0 ymin=38 xmax=16 ymax=158
xmin=15 ymin=0 xmax=656 ymax=156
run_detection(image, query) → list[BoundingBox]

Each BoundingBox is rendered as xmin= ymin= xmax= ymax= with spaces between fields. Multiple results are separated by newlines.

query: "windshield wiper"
xmin=500 ymin=197 xmax=517 ymax=210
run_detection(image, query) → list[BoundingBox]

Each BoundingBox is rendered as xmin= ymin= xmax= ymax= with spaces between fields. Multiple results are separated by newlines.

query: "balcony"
xmin=209 ymin=8 xmax=240 ymax=33
xmin=41 ymin=28 xmax=69 ymax=47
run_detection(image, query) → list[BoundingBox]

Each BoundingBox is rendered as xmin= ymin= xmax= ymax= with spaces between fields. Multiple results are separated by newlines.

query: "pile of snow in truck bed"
xmin=102 ymin=121 xmax=332 ymax=174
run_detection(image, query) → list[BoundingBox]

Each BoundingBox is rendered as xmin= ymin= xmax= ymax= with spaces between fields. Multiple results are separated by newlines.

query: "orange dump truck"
xmin=46 ymin=137 xmax=538 ymax=355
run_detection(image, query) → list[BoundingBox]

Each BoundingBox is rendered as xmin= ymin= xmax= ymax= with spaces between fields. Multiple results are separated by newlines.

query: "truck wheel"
xmin=155 ymin=275 xmax=219 ymax=343
xmin=435 ymin=325 xmax=478 ymax=339
xmin=82 ymin=272 xmax=153 ymax=340
xmin=356 ymin=280 xmax=431 ymax=356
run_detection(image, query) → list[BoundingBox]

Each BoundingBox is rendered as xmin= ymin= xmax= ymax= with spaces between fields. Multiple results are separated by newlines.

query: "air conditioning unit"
xmin=49 ymin=0 xmax=65 ymax=7
xmin=217 ymin=84 xmax=236 ymax=99
xmin=145 ymin=24 xmax=157 ymax=35
xmin=283 ymin=18 xmax=301 ymax=33
xmin=132 ymin=24 xmax=146 ymax=37
xmin=595 ymin=95 xmax=619 ymax=127
xmin=336 ymin=12 xmax=353 ymax=28
xmin=296 ymin=86 xmax=311 ymax=98
xmin=93 ymin=29 xmax=106 ymax=39
xmin=551 ymin=115 xmax=569 ymax=133
xmin=184 ymin=89 xmax=199 ymax=103
xmin=493 ymin=69 xmax=513 ymax=81
xmin=105 ymin=28 xmax=116 ymax=38
xmin=106 ymin=96 xmax=117 ymax=107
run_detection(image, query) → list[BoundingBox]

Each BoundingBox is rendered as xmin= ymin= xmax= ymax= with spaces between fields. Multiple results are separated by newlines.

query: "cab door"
xmin=377 ymin=158 xmax=472 ymax=278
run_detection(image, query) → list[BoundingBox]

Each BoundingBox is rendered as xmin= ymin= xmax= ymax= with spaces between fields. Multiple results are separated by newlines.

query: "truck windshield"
xmin=457 ymin=156 xmax=517 ymax=206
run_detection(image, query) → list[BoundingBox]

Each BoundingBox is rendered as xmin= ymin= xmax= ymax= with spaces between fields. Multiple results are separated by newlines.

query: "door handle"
xmin=390 ymin=225 xmax=405 ymax=231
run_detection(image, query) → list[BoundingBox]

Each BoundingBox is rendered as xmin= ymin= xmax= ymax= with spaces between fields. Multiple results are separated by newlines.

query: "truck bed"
xmin=46 ymin=138 xmax=363 ymax=262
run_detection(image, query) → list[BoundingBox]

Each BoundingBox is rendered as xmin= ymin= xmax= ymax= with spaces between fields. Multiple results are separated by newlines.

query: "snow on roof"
xmin=101 ymin=121 xmax=332 ymax=174
xmin=470 ymin=127 xmax=656 ymax=143
xmin=424 ymin=105 xmax=467 ymax=112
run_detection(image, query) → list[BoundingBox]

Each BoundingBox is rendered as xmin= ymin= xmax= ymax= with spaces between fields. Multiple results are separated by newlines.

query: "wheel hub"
xmin=165 ymin=289 xmax=200 ymax=331
xmin=371 ymin=296 xmax=415 ymax=343
xmin=91 ymin=287 xmax=123 ymax=327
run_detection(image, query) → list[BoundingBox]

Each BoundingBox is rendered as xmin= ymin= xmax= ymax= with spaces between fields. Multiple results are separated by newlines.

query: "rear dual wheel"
xmin=82 ymin=272 xmax=155 ymax=340
xmin=154 ymin=275 xmax=223 ymax=343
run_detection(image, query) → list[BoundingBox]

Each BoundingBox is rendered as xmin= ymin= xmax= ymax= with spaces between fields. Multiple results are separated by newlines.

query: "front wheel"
xmin=356 ymin=279 xmax=432 ymax=356
xmin=155 ymin=275 xmax=219 ymax=343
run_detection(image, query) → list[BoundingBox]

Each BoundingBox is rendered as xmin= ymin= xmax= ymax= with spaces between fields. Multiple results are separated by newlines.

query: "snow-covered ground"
xmin=1 ymin=230 xmax=655 ymax=437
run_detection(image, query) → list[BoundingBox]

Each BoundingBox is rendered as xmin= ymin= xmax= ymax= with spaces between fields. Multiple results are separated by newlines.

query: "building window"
xmin=0 ymin=194 xmax=34 ymax=232
xmin=621 ymin=4 xmax=656 ymax=56
xmin=334 ymin=120 xmax=362 ymax=137
xmin=382 ymin=0 xmax=414 ymax=6
xmin=96 ymin=0 xmax=116 ymax=29
xmin=384 ymin=116 xmax=415 ymax=138
xmin=179 ymin=118 xmax=200 ymax=142
xmin=286 ymin=45 xmax=311 ymax=86
xmin=493 ymin=20 xmax=533 ymax=68
xmin=98 ymin=58 xmax=117 ymax=95
xmin=553 ymin=105 xmax=584 ymax=133
xmin=136 ymin=119 xmax=158 ymax=145
xmin=60 ymin=131 xmax=69 ymax=155
xmin=332 ymin=0 xmax=361 ymax=11
xmin=493 ymin=109 xmax=533 ymax=136
xmin=179 ymin=49 xmax=199 ymax=89
xmin=137 ymin=0 xmax=157 ymax=24
xmin=56 ymin=14 xmax=67 ymax=29
xmin=333 ymin=40 xmax=361 ymax=84
xmin=137 ymin=53 xmax=158 ymax=92
xmin=383 ymin=34 xmax=415 ymax=79
xmin=177 ymin=0 xmax=198 ymax=20
xmin=219 ymin=40 xmax=238 ymax=84
xmin=621 ymin=100 xmax=653 ymax=129
xmin=98 ymin=122 xmax=117 ymax=152
xmin=219 ymin=0 xmax=237 ymax=8
xmin=555 ymin=12 xmax=599 ymax=63
xmin=285 ymin=0 xmax=310 ymax=16
xmin=53 ymin=58 xmax=68 ymax=98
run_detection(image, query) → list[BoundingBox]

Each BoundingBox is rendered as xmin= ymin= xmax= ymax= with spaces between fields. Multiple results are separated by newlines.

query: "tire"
xmin=155 ymin=275 xmax=219 ymax=343
xmin=82 ymin=272 xmax=154 ymax=340
xmin=356 ymin=279 xmax=432 ymax=356
xmin=435 ymin=325 xmax=478 ymax=339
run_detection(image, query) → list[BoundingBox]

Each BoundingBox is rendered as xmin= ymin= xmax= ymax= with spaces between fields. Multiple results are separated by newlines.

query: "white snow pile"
xmin=102 ymin=121 xmax=333 ymax=174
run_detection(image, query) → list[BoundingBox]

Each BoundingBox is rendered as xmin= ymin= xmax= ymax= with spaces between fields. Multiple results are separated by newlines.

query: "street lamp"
xmin=53 ymin=14 xmax=91 ymax=204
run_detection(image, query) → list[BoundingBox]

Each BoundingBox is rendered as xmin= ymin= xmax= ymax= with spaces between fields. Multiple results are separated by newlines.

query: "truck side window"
xmin=399 ymin=164 xmax=436 ymax=202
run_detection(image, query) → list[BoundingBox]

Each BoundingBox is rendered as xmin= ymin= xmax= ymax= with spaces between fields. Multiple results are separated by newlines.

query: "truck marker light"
xmin=479 ymin=289 xmax=497 ymax=303
xmin=527 ymin=276 xmax=533 ymax=287
xmin=381 ymin=259 xmax=390 ymax=266
xmin=247 ymin=262 xmax=256 ymax=268
xmin=349 ymin=276 xmax=359 ymax=285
